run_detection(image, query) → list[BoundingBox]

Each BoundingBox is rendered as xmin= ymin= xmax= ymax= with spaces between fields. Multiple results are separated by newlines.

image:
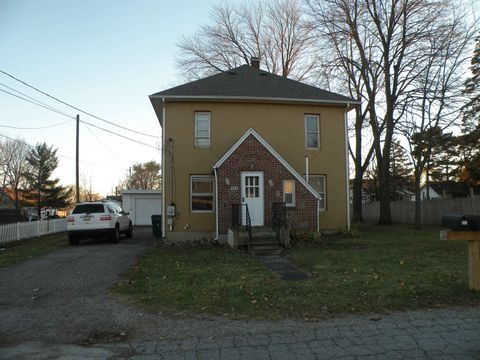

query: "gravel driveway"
xmin=1 ymin=228 xmax=480 ymax=359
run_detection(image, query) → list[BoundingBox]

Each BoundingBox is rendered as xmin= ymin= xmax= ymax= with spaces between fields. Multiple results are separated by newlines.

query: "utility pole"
xmin=76 ymin=114 xmax=80 ymax=203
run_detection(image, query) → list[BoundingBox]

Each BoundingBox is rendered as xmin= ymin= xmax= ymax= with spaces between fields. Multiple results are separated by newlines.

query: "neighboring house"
xmin=419 ymin=185 xmax=441 ymax=200
xmin=349 ymin=180 xmax=377 ymax=204
xmin=396 ymin=188 xmax=415 ymax=202
xmin=0 ymin=189 xmax=16 ymax=209
xmin=421 ymin=181 xmax=477 ymax=200
xmin=150 ymin=59 xmax=358 ymax=242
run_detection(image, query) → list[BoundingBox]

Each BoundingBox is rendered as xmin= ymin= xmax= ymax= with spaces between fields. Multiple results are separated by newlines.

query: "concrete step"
xmin=239 ymin=229 xmax=276 ymax=239
xmin=240 ymin=238 xmax=279 ymax=248
xmin=251 ymin=245 xmax=283 ymax=256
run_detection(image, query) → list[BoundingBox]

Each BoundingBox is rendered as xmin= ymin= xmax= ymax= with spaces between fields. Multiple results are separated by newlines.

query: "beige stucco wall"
xmin=160 ymin=101 xmax=349 ymax=236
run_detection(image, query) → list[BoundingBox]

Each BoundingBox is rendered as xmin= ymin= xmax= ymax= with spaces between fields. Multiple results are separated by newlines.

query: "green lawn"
xmin=113 ymin=225 xmax=480 ymax=319
xmin=0 ymin=233 xmax=67 ymax=268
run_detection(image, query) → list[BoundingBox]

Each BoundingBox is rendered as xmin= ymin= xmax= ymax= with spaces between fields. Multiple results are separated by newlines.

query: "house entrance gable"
xmin=214 ymin=128 xmax=319 ymax=235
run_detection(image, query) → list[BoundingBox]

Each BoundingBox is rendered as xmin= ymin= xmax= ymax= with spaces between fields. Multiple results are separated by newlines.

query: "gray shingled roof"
xmin=151 ymin=65 xmax=357 ymax=104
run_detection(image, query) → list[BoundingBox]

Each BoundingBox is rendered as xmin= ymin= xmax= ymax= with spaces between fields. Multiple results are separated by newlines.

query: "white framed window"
xmin=283 ymin=180 xmax=295 ymax=207
xmin=195 ymin=112 xmax=211 ymax=148
xmin=305 ymin=114 xmax=320 ymax=149
xmin=305 ymin=175 xmax=326 ymax=210
xmin=190 ymin=175 xmax=214 ymax=212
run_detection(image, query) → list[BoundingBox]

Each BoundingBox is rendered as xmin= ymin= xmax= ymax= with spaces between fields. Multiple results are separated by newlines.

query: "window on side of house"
xmin=283 ymin=180 xmax=295 ymax=207
xmin=190 ymin=175 xmax=214 ymax=212
xmin=306 ymin=175 xmax=326 ymax=210
xmin=195 ymin=112 xmax=211 ymax=148
xmin=305 ymin=114 xmax=320 ymax=149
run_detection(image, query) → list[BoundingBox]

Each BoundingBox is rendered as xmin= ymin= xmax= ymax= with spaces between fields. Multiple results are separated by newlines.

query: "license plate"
xmin=82 ymin=216 xmax=92 ymax=221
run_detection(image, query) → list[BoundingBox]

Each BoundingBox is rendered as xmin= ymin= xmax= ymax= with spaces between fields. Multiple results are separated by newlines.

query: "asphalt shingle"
xmin=151 ymin=65 xmax=356 ymax=104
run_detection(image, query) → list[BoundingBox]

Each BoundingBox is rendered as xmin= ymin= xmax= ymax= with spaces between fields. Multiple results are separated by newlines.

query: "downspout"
xmin=344 ymin=107 xmax=351 ymax=230
xmin=214 ymin=166 xmax=219 ymax=240
xmin=307 ymin=155 xmax=318 ymax=231
xmin=162 ymin=99 xmax=166 ymax=238
xmin=305 ymin=156 xmax=309 ymax=182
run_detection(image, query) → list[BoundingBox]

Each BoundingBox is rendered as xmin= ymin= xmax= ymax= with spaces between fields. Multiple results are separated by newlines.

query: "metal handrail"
xmin=231 ymin=203 xmax=253 ymax=250
xmin=243 ymin=203 xmax=252 ymax=251
xmin=272 ymin=202 xmax=287 ymax=243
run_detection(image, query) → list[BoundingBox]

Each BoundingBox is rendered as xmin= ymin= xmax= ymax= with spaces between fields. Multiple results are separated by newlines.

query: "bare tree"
xmin=177 ymin=0 xmax=317 ymax=81
xmin=308 ymin=0 xmax=473 ymax=224
xmin=118 ymin=161 xmax=161 ymax=191
xmin=0 ymin=139 xmax=14 ymax=205
xmin=309 ymin=4 xmax=378 ymax=222
xmin=6 ymin=139 xmax=30 ymax=210
xmin=399 ymin=13 xmax=473 ymax=229
xmin=0 ymin=138 xmax=30 ymax=210
xmin=80 ymin=176 xmax=102 ymax=202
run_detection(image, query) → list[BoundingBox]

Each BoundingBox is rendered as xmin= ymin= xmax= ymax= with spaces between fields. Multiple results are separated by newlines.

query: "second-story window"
xmin=305 ymin=114 xmax=320 ymax=149
xmin=195 ymin=112 xmax=210 ymax=148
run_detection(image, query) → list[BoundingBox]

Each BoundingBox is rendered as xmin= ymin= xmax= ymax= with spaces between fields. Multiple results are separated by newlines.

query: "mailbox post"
xmin=441 ymin=215 xmax=480 ymax=291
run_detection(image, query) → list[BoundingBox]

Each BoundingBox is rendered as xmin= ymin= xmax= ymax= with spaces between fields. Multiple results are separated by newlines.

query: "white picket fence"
xmin=0 ymin=219 xmax=67 ymax=247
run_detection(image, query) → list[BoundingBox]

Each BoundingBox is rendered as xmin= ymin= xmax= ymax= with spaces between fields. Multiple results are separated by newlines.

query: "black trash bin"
xmin=151 ymin=215 xmax=162 ymax=238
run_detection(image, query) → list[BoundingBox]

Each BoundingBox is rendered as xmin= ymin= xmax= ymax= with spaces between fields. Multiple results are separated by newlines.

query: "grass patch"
xmin=113 ymin=225 xmax=480 ymax=319
xmin=0 ymin=233 xmax=67 ymax=268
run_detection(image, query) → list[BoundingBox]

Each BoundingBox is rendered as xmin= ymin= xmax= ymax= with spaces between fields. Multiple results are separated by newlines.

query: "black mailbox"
xmin=441 ymin=215 xmax=480 ymax=231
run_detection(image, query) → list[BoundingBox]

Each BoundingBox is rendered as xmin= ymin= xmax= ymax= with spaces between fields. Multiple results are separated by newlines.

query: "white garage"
xmin=121 ymin=190 xmax=162 ymax=225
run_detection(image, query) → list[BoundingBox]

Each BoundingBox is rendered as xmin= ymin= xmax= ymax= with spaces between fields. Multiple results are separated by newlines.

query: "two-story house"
xmin=150 ymin=59 xmax=358 ymax=243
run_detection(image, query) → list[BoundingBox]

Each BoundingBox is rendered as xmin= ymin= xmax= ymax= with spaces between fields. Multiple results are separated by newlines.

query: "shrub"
xmin=290 ymin=229 xmax=323 ymax=245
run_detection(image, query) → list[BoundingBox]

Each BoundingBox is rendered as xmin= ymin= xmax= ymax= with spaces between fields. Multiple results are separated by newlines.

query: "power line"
xmin=0 ymin=119 xmax=71 ymax=130
xmin=80 ymin=118 xmax=159 ymax=150
xmin=0 ymin=133 xmax=124 ymax=171
xmin=82 ymin=122 xmax=122 ymax=162
xmin=0 ymin=86 xmax=159 ymax=150
xmin=0 ymin=68 xmax=159 ymax=139
xmin=0 ymin=81 xmax=76 ymax=119
xmin=0 ymin=88 xmax=76 ymax=119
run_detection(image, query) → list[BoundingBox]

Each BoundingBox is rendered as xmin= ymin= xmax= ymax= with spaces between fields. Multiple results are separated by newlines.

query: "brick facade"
xmin=217 ymin=134 xmax=318 ymax=234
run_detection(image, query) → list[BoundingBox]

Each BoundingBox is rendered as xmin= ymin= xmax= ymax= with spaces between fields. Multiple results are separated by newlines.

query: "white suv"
xmin=67 ymin=201 xmax=133 ymax=245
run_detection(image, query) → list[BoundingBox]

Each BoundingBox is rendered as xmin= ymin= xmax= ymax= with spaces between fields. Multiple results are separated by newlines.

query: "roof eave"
xmin=149 ymin=95 xmax=164 ymax=127
xmin=150 ymin=95 xmax=360 ymax=109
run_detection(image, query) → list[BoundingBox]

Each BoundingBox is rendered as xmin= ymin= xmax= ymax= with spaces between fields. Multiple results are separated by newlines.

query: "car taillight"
xmin=100 ymin=215 xmax=112 ymax=221
xmin=67 ymin=216 xmax=74 ymax=222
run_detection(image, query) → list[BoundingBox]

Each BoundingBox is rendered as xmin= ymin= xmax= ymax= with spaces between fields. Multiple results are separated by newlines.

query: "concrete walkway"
xmin=1 ymin=307 xmax=479 ymax=359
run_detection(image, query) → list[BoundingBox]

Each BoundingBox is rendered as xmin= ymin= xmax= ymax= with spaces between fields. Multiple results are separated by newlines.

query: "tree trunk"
xmin=414 ymin=169 xmax=422 ymax=230
xmin=352 ymin=171 xmax=364 ymax=222
xmin=378 ymin=162 xmax=391 ymax=225
xmin=426 ymin=159 xmax=430 ymax=200
xmin=14 ymin=190 xmax=20 ymax=211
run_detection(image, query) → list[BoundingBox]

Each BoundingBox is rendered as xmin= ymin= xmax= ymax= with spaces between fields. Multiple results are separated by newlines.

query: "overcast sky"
xmin=0 ymin=0 xmax=229 ymax=196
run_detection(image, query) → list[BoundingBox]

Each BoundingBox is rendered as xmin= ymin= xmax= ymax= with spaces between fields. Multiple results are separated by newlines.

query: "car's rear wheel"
xmin=110 ymin=225 xmax=120 ymax=243
xmin=68 ymin=233 xmax=79 ymax=246
xmin=126 ymin=222 xmax=133 ymax=239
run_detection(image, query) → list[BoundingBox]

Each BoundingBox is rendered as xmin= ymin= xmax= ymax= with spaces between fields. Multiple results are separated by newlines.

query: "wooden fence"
xmin=0 ymin=219 xmax=67 ymax=247
xmin=361 ymin=198 xmax=480 ymax=225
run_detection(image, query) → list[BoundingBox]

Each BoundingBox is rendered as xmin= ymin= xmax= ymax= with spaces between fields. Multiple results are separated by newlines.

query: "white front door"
xmin=241 ymin=171 xmax=264 ymax=226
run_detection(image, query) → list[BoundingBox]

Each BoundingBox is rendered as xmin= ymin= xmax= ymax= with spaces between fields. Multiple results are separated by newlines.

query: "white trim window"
xmin=190 ymin=175 xmax=214 ymax=212
xmin=305 ymin=114 xmax=320 ymax=149
xmin=306 ymin=175 xmax=326 ymax=210
xmin=283 ymin=180 xmax=295 ymax=207
xmin=195 ymin=112 xmax=211 ymax=148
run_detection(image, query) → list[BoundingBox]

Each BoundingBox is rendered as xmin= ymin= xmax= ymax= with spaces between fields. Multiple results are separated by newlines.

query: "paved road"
xmin=1 ymin=228 xmax=479 ymax=359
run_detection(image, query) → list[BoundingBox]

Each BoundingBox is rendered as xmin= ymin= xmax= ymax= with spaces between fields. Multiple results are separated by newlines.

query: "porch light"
xmin=268 ymin=179 xmax=273 ymax=187
xmin=225 ymin=177 xmax=230 ymax=185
